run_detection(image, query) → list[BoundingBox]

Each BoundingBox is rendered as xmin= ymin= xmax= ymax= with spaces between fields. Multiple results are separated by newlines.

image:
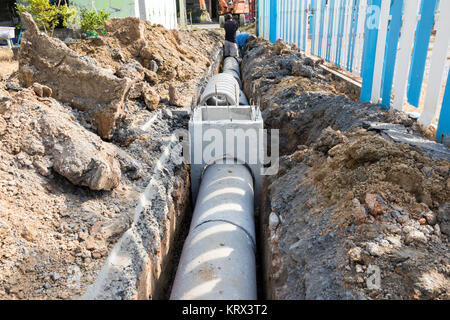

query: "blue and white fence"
xmin=257 ymin=0 xmax=450 ymax=145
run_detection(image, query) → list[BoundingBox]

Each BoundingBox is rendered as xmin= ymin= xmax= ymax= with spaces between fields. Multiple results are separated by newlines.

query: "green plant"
xmin=16 ymin=0 xmax=75 ymax=35
xmin=80 ymin=9 xmax=110 ymax=36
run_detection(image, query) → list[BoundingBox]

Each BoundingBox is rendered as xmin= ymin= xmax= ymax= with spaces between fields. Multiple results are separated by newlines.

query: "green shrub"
xmin=16 ymin=0 xmax=75 ymax=35
xmin=80 ymin=9 xmax=110 ymax=36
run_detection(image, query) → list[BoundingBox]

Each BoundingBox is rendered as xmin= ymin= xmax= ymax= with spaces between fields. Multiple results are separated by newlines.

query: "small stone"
xmin=352 ymin=198 xmax=367 ymax=225
xmin=391 ymin=211 xmax=400 ymax=219
xmin=386 ymin=236 xmax=402 ymax=248
xmin=347 ymin=247 xmax=363 ymax=263
xmin=32 ymin=83 xmax=52 ymax=97
xmin=379 ymin=239 xmax=390 ymax=247
xmin=365 ymin=193 xmax=387 ymax=216
xmin=6 ymin=82 xmax=21 ymax=91
xmin=149 ymin=60 xmax=158 ymax=73
xmin=366 ymin=242 xmax=383 ymax=257
xmin=92 ymin=252 xmax=102 ymax=259
xmin=424 ymin=212 xmax=437 ymax=226
xmin=269 ymin=212 xmax=280 ymax=230
xmin=44 ymin=282 xmax=51 ymax=289
xmin=397 ymin=215 xmax=409 ymax=225
xmin=144 ymin=69 xmax=158 ymax=84
xmin=168 ymin=82 xmax=179 ymax=106
xmin=355 ymin=264 xmax=364 ymax=273
xmin=33 ymin=160 xmax=50 ymax=177
xmin=404 ymin=230 xmax=427 ymax=245
xmin=85 ymin=236 xmax=96 ymax=251
xmin=419 ymin=218 xmax=427 ymax=225
xmin=143 ymin=86 xmax=160 ymax=111
xmin=433 ymin=224 xmax=441 ymax=236
xmin=140 ymin=46 xmax=152 ymax=60
xmin=32 ymin=83 xmax=43 ymax=97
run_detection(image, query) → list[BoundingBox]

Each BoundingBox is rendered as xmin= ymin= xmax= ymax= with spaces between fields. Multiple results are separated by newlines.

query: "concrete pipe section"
xmin=200 ymin=73 xmax=240 ymax=106
xmin=239 ymin=89 xmax=249 ymax=105
xmin=223 ymin=57 xmax=242 ymax=89
xmin=170 ymin=163 xmax=257 ymax=300
xmin=223 ymin=57 xmax=241 ymax=76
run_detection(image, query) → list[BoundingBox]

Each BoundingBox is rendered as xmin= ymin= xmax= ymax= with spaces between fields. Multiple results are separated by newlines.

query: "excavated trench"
xmin=165 ymin=54 xmax=266 ymax=300
xmin=85 ymin=34 xmax=450 ymax=300
xmin=114 ymin=40 xmax=359 ymax=300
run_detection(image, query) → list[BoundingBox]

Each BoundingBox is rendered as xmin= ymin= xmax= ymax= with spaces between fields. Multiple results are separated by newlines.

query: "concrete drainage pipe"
xmin=239 ymin=89 xmax=249 ymax=105
xmin=223 ymin=57 xmax=241 ymax=76
xmin=200 ymin=73 xmax=240 ymax=106
xmin=223 ymin=57 xmax=242 ymax=88
xmin=223 ymin=69 xmax=242 ymax=89
xmin=170 ymin=163 xmax=257 ymax=300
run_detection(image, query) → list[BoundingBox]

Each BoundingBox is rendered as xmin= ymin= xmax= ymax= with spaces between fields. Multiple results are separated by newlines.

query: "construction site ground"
xmin=0 ymin=16 xmax=448 ymax=300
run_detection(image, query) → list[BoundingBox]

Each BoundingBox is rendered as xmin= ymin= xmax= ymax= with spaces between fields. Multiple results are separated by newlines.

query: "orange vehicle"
xmin=218 ymin=0 xmax=250 ymax=27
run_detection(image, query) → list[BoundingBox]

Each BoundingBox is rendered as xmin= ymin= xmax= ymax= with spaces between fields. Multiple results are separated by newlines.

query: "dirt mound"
xmin=69 ymin=17 xmax=223 ymax=108
xmin=242 ymin=37 xmax=426 ymax=156
xmin=0 ymin=89 xmax=137 ymax=299
xmin=242 ymin=37 xmax=450 ymax=300
xmin=1 ymin=89 xmax=121 ymax=191
xmin=18 ymin=13 xmax=131 ymax=139
xmin=0 ymin=15 xmax=221 ymax=299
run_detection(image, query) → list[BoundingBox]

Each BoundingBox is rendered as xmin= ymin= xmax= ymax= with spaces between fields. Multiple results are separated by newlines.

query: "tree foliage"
xmin=80 ymin=9 xmax=110 ymax=36
xmin=16 ymin=0 xmax=76 ymax=35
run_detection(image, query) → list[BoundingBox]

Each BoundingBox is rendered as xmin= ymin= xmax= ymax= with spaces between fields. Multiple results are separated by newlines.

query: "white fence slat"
xmin=322 ymin=2 xmax=330 ymax=57
xmin=353 ymin=1 xmax=366 ymax=74
xmin=292 ymin=0 xmax=298 ymax=44
xmin=371 ymin=0 xmax=391 ymax=104
xmin=392 ymin=0 xmax=420 ymax=111
xmin=300 ymin=0 xmax=305 ymax=49
xmin=341 ymin=0 xmax=351 ymax=68
xmin=287 ymin=0 xmax=292 ymax=42
xmin=331 ymin=0 xmax=341 ymax=63
xmin=314 ymin=0 xmax=323 ymax=54
xmin=419 ymin=0 xmax=450 ymax=127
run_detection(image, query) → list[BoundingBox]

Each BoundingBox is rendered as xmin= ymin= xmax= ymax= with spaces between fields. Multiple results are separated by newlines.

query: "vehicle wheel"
xmin=219 ymin=15 xmax=225 ymax=28
xmin=239 ymin=14 xmax=245 ymax=26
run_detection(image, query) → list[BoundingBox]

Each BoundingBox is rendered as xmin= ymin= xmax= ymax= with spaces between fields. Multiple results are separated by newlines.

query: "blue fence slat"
xmin=326 ymin=0 xmax=336 ymax=62
xmin=437 ymin=72 xmax=450 ymax=145
xmin=381 ymin=0 xmax=404 ymax=109
xmin=302 ymin=0 xmax=308 ymax=51
xmin=270 ymin=0 xmax=278 ymax=42
xmin=407 ymin=0 xmax=438 ymax=108
xmin=347 ymin=0 xmax=360 ymax=71
xmin=311 ymin=0 xmax=317 ymax=54
xmin=318 ymin=0 xmax=327 ymax=56
xmin=336 ymin=0 xmax=346 ymax=66
xmin=361 ymin=0 xmax=381 ymax=102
